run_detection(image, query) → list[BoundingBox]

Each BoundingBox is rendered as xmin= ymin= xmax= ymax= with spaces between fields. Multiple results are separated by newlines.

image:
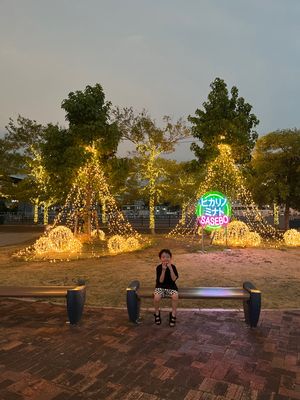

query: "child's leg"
xmin=171 ymin=292 xmax=178 ymax=317
xmin=154 ymin=293 xmax=162 ymax=315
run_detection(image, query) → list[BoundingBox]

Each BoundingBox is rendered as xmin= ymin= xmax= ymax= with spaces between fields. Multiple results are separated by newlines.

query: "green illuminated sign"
xmin=196 ymin=191 xmax=231 ymax=231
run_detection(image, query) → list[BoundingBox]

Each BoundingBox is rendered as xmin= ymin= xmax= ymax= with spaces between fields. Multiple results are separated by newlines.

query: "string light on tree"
xmin=169 ymin=143 xmax=282 ymax=245
xmin=16 ymin=145 xmax=144 ymax=260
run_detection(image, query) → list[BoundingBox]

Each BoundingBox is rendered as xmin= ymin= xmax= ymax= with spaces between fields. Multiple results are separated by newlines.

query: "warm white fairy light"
xmin=28 ymin=147 xmax=55 ymax=226
xmin=125 ymin=236 xmax=140 ymax=251
xmin=107 ymin=235 xmax=127 ymax=254
xmin=32 ymin=226 xmax=82 ymax=257
xmin=283 ymin=229 xmax=300 ymax=246
xmin=16 ymin=145 xmax=144 ymax=260
xmin=33 ymin=199 xmax=39 ymax=224
xmin=52 ymin=145 xmax=144 ymax=244
xmin=91 ymin=229 xmax=106 ymax=240
xmin=169 ymin=143 xmax=282 ymax=245
xmin=136 ymin=144 xmax=167 ymax=234
xmin=273 ymin=203 xmax=279 ymax=226
xmin=213 ymin=220 xmax=262 ymax=247
xmin=107 ymin=235 xmax=141 ymax=254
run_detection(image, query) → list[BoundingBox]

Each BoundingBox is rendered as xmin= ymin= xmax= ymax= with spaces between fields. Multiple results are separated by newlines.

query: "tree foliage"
xmin=162 ymin=160 xmax=200 ymax=204
xmin=114 ymin=108 xmax=190 ymax=232
xmin=250 ymin=129 xmax=300 ymax=229
xmin=0 ymin=116 xmax=52 ymax=204
xmin=189 ymin=77 xmax=259 ymax=164
xmin=1 ymin=84 xmax=123 ymax=210
xmin=42 ymin=83 xmax=122 ymax=200
xmin=61 ymin=83 xmax=121 ymax=156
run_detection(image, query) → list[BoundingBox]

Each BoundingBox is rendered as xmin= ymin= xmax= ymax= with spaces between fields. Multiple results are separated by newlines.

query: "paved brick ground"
xmin=0 ymin=300 xmax=299 ymax=400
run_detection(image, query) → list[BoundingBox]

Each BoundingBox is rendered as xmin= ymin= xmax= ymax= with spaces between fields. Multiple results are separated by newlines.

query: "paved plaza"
xmin=0 ymin=300 xmax=299 ymax=400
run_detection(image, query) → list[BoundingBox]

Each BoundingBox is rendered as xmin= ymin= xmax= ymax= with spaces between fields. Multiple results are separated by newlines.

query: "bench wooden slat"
xmin=137 ymin=287 xmax=250 ymax=300
xmin=0 ymin=285 xmax=86 ymax=325
xmin=0 ymin=286 xmax=80 ymax=298
xmin=127 ymin=280 xmax=261 ymax=327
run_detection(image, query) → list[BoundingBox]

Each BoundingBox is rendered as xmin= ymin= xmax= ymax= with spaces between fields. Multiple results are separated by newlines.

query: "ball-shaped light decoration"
xmin=33 ymin=226 xmax=82 ymax=255
xmin=245 ymin=231 xmax=262 ymax=247
xmin=213 ymin=220 xmax=261 ymax=247
xmin=33 ymin=236 xmax=54 ymax=254
xmin=125 ymin=236 xmax=141 ymax=251
xmin=107 ymin=235 xmax=127 ymax=254
xmin=284 ymin=229 xmax=300 ymax=246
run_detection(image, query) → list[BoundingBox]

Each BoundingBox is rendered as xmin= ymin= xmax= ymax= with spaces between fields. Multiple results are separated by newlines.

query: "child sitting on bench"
xmin=154 ymin=248 xmax=179 ymax=327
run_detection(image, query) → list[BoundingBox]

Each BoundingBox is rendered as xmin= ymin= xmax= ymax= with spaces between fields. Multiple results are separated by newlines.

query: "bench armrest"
xmin=243 ymin=281 xmax=261 ymax=294
xmin=127 ymin=280 xmax=140 ymax=292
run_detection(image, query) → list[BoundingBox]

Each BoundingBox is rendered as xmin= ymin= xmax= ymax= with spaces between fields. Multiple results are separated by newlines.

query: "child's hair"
xmin=159 ymin=248 xmax=172 ymax=258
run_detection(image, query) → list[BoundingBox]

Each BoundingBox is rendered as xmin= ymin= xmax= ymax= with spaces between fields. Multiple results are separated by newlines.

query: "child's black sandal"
xmin=169 ymin=312 xmax=176 ymax=327
xmin=154 ymin=311 xmax=161 ymax=325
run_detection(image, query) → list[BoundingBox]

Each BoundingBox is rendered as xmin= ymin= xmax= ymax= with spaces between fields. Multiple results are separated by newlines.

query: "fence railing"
xmin=0 ymin=212 xmax=181 ymax=228
xmin=1 ymin=212 xmax=299 ymax=230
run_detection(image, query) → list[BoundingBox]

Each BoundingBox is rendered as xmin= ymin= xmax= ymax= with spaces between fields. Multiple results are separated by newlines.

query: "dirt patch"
xmin=0 ymin=233 xmax=299 ymax=309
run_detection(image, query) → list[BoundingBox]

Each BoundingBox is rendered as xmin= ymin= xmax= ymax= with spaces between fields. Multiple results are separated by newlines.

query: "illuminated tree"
xmin=27 ymin=149 xmax=56 ymax=225
xmin=169 ymin=143 xmax=279 ymax=241
xmin=1 ymin=116 xmax=55 ymax=224
xmin=196 ymin=143 xmax=242 ymax=199
xmin=42 ymin=83 xmax=122 ymax=231
xmin=113 ymin=108 xmax=190 ymax=233
xmin=41 ymin=124 xmax=85 ymax=202
xmin=117 ymin=156 xmax=148 ymax=206
xmin=104 ymin=157 xmax=132 ymax=201
xmin=251 ymin=129 xmax=300 ymax=229
xmin=162 ymin=160 xmax=200 ymax=224
xmin=51 ymin=145 xmax=141 ymax=240
xmin=189 ymin=77 xmax=259 ymax=164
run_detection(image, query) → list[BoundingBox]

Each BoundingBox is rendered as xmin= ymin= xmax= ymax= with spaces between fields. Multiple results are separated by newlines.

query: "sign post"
xmin=196 ymin=191 xmax=231 ymax=250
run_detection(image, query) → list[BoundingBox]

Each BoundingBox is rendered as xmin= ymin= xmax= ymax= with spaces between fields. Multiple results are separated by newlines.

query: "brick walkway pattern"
xmin=0 ymin=300 xmax=299 ymax=400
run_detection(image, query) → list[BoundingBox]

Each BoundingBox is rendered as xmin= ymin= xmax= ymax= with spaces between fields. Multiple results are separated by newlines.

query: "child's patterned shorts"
xmin=154 ymin=288 xmax=178 ymax=298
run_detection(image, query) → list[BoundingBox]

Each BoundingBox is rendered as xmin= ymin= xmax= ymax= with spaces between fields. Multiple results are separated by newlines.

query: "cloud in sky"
xmin=0 ymin=0 xmax=299 ymax=160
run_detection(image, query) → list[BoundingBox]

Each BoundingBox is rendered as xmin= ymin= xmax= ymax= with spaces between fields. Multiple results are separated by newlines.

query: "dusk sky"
xmin=1 ymin=0 xmax=299 ymax=160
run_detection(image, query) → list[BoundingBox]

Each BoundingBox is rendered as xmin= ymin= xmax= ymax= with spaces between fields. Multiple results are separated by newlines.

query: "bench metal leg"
xmin=243 ymin=291 xmax=261 ymax=328
xmin=127 ymin=289 xmax=140 ymax=323
xmin=67 ymin=288 xmax=86 ymax=325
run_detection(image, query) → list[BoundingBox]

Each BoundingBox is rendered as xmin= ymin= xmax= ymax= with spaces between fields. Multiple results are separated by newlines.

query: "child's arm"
xmin=159 ymin=264 xmax=167 ymax=283
xmin=169 ymin=264 xmax=178 ymax=282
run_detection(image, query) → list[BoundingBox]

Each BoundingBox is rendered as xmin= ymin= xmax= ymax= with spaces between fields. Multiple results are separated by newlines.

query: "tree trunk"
xmin=273 ymin=202 xmax=279 ymax=228
xmin=149 ymin=195 xmax=155 ymax=235
xmin=84 ymin=186 xmax=92 ymax=236
xmin=180 ymin=202 xmax=187 ymax=225
xmin=94 ymin=210 xmax=99 ymax=234
xmin=33 ymin=199 xmax=39 ymax=224
xmin=102 ymin=197 xmax=106 ymax=224
xmin=284 ymin=200 xmax=290 ymax=230
xmin=43 ymin=203 xmax=49 ymax=226
xmin=74 ymin=212 xmax=78 ymax=235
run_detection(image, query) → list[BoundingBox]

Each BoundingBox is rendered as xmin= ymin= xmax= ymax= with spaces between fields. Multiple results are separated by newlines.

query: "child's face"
xmin=160 ymin=252 xmax=171 ymax=264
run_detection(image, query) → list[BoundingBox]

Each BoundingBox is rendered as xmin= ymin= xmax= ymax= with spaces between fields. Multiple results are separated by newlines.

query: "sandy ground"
xmin=0 ymin=230 xmax=299 ymax=309
xmin=0 ymin=232 xmax=41 ymax=246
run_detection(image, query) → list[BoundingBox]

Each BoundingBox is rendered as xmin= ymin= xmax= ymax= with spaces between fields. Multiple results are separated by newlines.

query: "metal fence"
xmin=0 ymin=212 xmax=59 ymax=225
xmin=0 ymin=212 xmax=180 ymax=227
xmin=126 ymin=215 xmax=180 ymax=229
xmin=1 ymin=212 xmax=299 ymax=231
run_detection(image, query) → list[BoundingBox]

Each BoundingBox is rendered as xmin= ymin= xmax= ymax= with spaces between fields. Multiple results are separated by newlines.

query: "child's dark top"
xmin=156 ymin=264 xmax=179 ymax=290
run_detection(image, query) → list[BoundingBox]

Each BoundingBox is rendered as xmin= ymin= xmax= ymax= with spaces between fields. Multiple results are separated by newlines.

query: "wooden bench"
xmin=126 ymin=281 xmax=261 ymax=327
xmin=0 ymin=283 xmax=86 ymax=325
